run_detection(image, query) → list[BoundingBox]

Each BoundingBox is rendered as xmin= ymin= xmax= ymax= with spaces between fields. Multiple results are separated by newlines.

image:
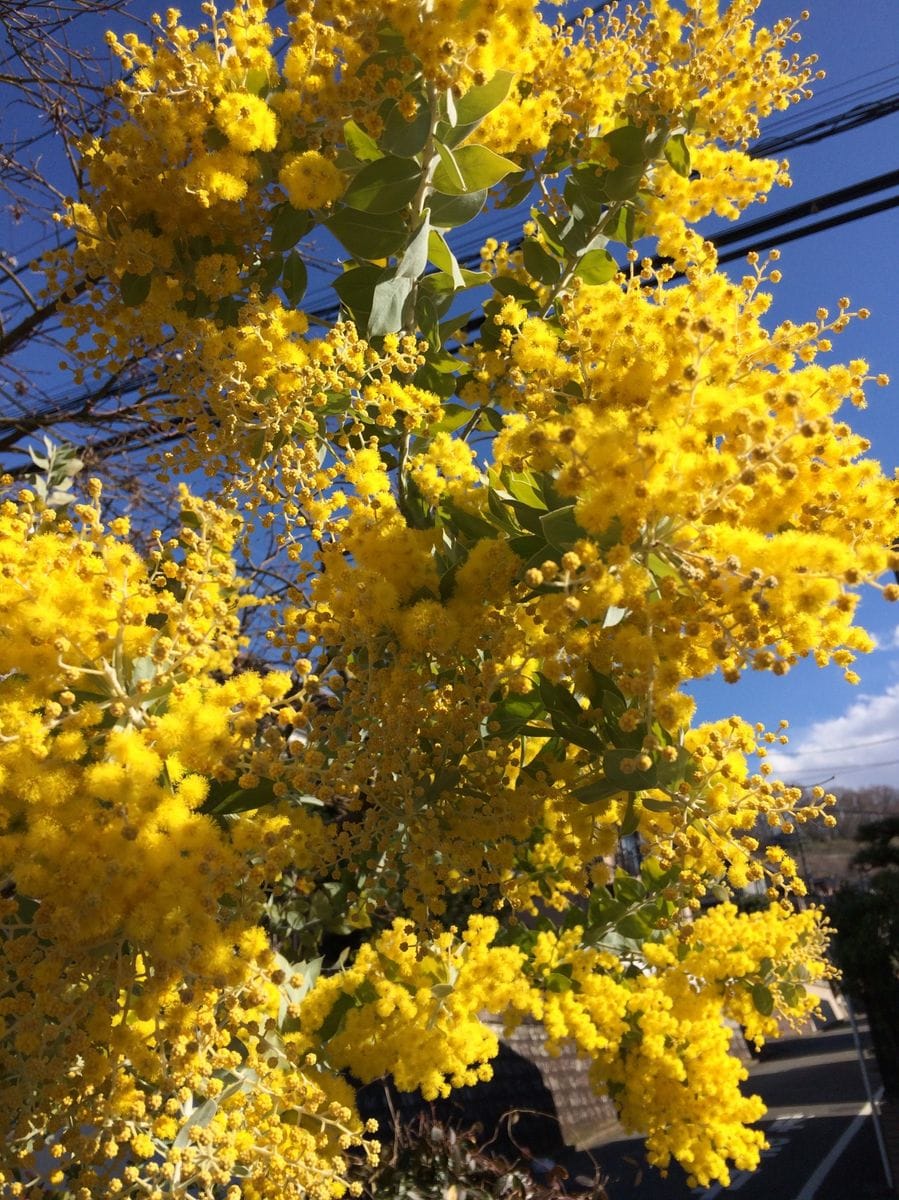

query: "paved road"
xmin=567 ymin=1024 xmax=893 ymax=1199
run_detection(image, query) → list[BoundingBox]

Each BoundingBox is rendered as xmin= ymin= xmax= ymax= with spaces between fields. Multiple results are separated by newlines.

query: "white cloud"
xmin=765 ymin=682 xmax=899 ymax=790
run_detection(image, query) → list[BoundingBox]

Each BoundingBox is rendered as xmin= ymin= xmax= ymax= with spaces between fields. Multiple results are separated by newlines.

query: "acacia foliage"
xmin=1 ymin=1 xmax=898 ymax=1195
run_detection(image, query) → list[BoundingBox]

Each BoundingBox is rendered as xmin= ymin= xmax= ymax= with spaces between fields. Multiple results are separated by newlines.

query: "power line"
xmin=793 ymin=60 xmax=899 ymax=103
xmin=767 ymin=76 xmax=899 ymax=139
xmin=717 ymin=191 xmax=899 ymax=265
xmin=445 ymin=89 xmax=899 ymax=265
xmin=774 ymin=734 xmax=899 ymax=758
xmin=304 ymin=178 xmax=899 ymax=331
xmin=754 ymin=93 xmax=899 ymax=157
xmin=782 ymin=756 xmax=899 ymax=784
xmin=711 ymin=168 xmax=899 ymax=250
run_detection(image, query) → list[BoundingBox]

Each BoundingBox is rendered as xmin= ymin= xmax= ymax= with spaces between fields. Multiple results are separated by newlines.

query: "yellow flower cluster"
xmin=636 ymin=717 xmax=827 ymax=894
xmin=280 ymin=150 xmax=351 ymax=210
xmin=479 ymin=264 xmax=894 ymax=728
xmin=300 ymin=917 xmax=534 ymax=1100
xmin=0 ymin=485 xmax=374 ymax=1196
xmin=49 ymin=0 xmax=822 ymax=536
xmin=524 ymin=904 xmax=826 ymax=1189
xmin=11 ymin=0 xmax=897 ymax=1193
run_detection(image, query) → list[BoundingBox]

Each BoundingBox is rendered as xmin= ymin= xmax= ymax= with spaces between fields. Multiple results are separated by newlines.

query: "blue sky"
xmin=3 ymin=0 xmax=898 ymax=787
xmin=690 ymin=0 xmax=899 ymax=789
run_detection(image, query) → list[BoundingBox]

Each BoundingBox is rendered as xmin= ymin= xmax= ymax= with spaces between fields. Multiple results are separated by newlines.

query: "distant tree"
xmin=829 ymin=817 xmax=899 ymax=1097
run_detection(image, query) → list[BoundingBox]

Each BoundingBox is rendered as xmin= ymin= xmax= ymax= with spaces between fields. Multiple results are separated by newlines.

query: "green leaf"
xmin=620 ymin=796 xmax=640 ymax=836
xmin=438 ymin=308 xmax=475 ymax=340
xmin=432 ymin=144 xmax=522 ymax=195
xmin=539 ymin=504 xmax=584 ymax=552
xmin=395 ymin=212 xmax=431 ymax=278
xmin=584 ymin=667 xmax=625 ymax=706
xmin=414 ymin=360 xmax=459 ymax=398
xmin=500 ymin=468 xmax=550 ymax=510
xmin=432 ymin=402 xmax=473 ymax=433
xmin=270 ymin=203 xmax=313 ymax=251
xmin=604 ymin=205 xmax=637 ymax=246
xmin=326 ymin=208 xmax=407 ymax=259
xmin=779 ymin=981 xmax=806 ymax=1009
xmin=509 ymin=532 xmax=549 ymax=563
xmin=523 ymin=239 xmax=561 ymax=285
xmin=173 ymin=1098 xmax=219 ymax=1149
xmin=603 ymin=605 xmax=628 ymax=629
xmin=664 ymin=133 xmax=691 ymax=178
xmin=355 ymin=978 xmax=379 ymax=1005
xmin=655 ymin=745 xmax=694 ymax=788
xmin=434 ymin=142 xmax=466 ymax=192
xmin=531 ymin=209 xmax=566 ymax=255
xmin=415 ymin=290 xmax=440 ymax=343
xmin=430 ymin=188 xmax=487 ymax=229
xmin=441 ymin=500 xmax=498 ymax=543
xmin=537 ymin=674 xmax=582 ymax=722
xmin=120 ymin=272 xmax=151 ymax=306
xmin=363 ymin=213 xmax=430 ymax=334
xmin=486 ymin=486 xmax=522 ymax=532
xmin=382 ymin=98 xmax=431 ymax=158
xmin=485 ymin=692 xmax=547 ymax=738
xmin=573 ymin=778 xmax=625 ymax=805
xmin=343 ymin=155 xmax=422 ymax=213
xmin=281 ymin=251 xmax=307 ymax=306
xmin=641 ymin=795 xmax=673 ymax=813
xmin=454 ymin=70 xmax=516 ymax=127
xmin=216 ymin=296 xmax=243 ymax=326
xmin=244 ymin=66 xmax=270 ymax=96
xmin=344 ymin=118 xmax=382 ymax=163
xmin=317 ymin=990 xmax=358 ymax=1042
xmin=202 ymin=776 xmax=276 ymax=817
xmin=459 ymin=266 xmax=491 ymax=287
xmin=492 ymin=276 xmax=541 ymax=308
xmin=545 ymin=970 xmax=575 ymax=993
xmin=254 ymin=254 xmax=283 ymax=298
xmin=616 ymin=914 xmax=650 ymax=941
xmin=647 ymin=551 xmax=679 ymax=583
xmin=428 ymin=230 xmax=465 ymax=288
xmin=550 ymin=716 xmax=604 ymax=754
xmin=442 ymin=87 xmax=457 ymax=127
xmin=332 ymin=264 xmax=385 ymax=328
xmin=605 ymin=124 xmax=646 ymax=165
xmin=368 ymin=274 xmax=415 ymax=336
xmin=751 ymin=982 xmax=775 ymax=1017
xmin=423 ymin=765 xmax=462 ymax=801
xmin=566 ymin=163 xmax=607 ymax=213
xmin=575 ymin=248 xmax=617 ymax=286
xmin=478 ymin=406 xmax=504 ymax=431
xmin=496 ymin=172 xmax=536 ymax=209
xmin=604 ymin=162 xmax=645 ymax=202
xmin=603 ymin=748 xmax=659 ymax=791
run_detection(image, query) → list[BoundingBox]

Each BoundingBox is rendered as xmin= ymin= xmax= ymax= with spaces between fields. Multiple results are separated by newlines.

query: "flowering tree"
xmin=1 ymin=1 xmax=897 ymax=1196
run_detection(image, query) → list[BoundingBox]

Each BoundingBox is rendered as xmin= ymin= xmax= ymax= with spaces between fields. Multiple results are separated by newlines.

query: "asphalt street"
xmin=574 ymin=1023 xmax=894 ymax=1200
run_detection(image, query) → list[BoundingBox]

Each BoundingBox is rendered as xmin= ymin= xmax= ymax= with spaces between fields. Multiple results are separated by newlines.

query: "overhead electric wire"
xmin=754 ymin=92 xmax=899 ymax=157
xmin=302 ymin=169 xmax=899 ymax=330
xmin=759 ymin=63 xmax=899 ymax=136
xmin=8 ymin=39 xmax=899 ymax=396
xmin=772 ymin=734 xmax=899 ymax=758
xmin=446 ymin=89 xmax=899 ymax=265
xmin=717 ymin=191 xmax=899 ymax=264
xmin=711 ymin=168 xmax=899 ymax=249
xmin=783 ymin=756 xmax=899 ymax=783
